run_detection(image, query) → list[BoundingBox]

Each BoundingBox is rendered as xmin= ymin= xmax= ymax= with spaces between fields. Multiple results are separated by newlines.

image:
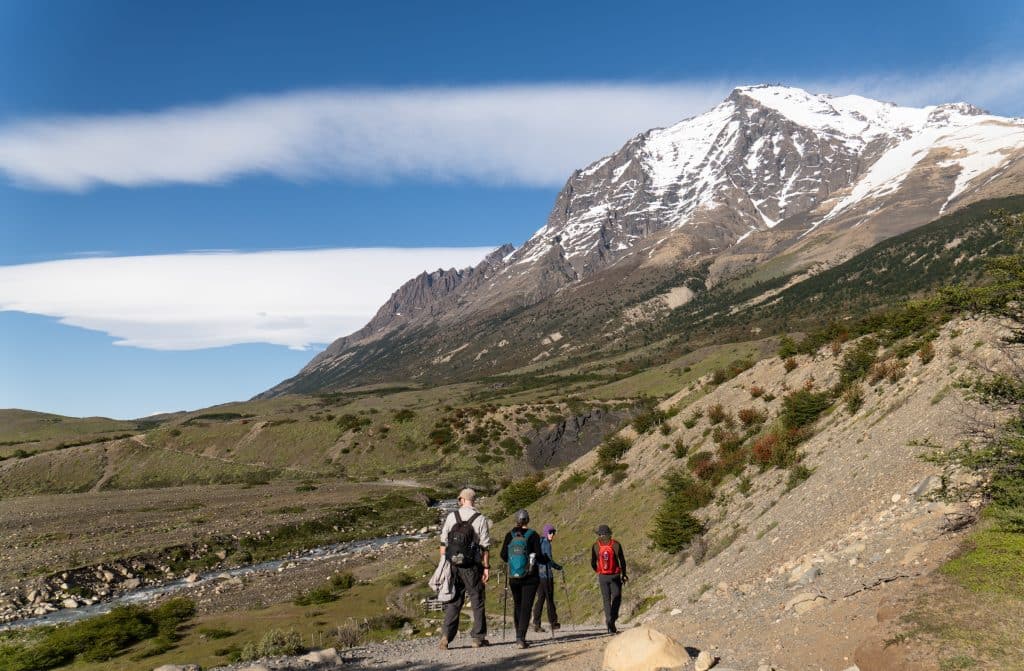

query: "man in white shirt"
xmin=438 ymin=487 xmax=492 ymax=649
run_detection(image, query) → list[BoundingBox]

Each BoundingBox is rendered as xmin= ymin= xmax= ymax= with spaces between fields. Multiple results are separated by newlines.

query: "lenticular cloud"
xmin=0 ymin=84 xmax=728 ymax=192
xmin=0 ymin=247 xmax=494 ymax=350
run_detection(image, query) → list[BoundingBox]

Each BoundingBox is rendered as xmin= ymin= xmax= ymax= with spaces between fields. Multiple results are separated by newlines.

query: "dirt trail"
xmin=213 ymin=626 xmax=613 ymax=671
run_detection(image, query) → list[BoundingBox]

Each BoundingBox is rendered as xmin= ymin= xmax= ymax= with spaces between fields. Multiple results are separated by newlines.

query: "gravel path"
xmin=216 ymin=625 xmax=612 ymax=671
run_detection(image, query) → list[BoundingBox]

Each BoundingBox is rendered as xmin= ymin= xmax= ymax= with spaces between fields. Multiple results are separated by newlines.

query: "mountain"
xmin=262 ymin=85 xmax=1024 ymax=397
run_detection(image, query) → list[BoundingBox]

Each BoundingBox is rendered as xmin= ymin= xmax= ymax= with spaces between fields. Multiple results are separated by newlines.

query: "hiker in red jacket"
xmin=591 ymin=524 xmax=627 ymax=634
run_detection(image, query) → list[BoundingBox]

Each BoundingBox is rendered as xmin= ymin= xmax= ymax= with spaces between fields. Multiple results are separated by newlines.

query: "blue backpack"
xmin=508 ymin=528 xmax=535 ymax=579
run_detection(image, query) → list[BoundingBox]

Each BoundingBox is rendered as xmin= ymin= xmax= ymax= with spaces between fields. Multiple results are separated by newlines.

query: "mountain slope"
xmin=263 ymin=85 xmax=1024 ymax=397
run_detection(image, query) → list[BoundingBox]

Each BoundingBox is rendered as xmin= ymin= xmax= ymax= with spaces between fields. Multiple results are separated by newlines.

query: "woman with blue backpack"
xmin=499 ymin=508 xmax=548 ymax=648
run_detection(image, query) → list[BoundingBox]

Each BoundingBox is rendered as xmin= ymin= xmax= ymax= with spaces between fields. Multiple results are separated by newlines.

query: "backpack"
xmin=595 ymin=539 xmax=620 ymax=575
xmin=445 ymin=511 xmax=480 ymax=568
xmin=507 ymin=528 xmax=535 ymax=579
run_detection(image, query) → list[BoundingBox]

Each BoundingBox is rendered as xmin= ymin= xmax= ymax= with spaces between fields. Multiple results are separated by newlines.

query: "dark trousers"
xmin=509 ymin=577 xmax=539 ymax=641
xmin=443 ymin=565 xmax=486 ymax=643
xmin=598 ymin=574 xmax=622 ymax=628
xmin=532 ymin=576 xmax=559 ymax=627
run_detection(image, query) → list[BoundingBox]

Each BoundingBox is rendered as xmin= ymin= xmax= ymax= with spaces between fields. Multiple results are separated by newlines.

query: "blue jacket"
xmin=538 ymin=537 xmax=563 ymax=578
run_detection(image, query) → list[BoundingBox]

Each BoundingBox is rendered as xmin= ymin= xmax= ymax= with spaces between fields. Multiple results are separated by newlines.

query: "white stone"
xmin=61 ymin=598 xmax=79 ymax=609
xmin=670 ymin=608 xmax=683 ymax=616
xmin=299 ymin=648 xmax=340 ymax=665
xmin=695 ymin=649 xmax=716 ymax=671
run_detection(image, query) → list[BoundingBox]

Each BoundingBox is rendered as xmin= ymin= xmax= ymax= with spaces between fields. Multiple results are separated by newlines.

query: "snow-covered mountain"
xmin=262 ymin=85 xmax=1024 ymax=396
xmin=505 ymin=84 xmax=1024 ymax=282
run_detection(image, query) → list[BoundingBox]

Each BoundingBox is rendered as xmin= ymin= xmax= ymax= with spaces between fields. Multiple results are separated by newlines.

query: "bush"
xmin=597 ymin=436 xmax=633 ymax=474
xmin=843 ymin=385 xmax=865 ymax=414
xmin=240 ymin=629 xmax=304 ymax=662
xmin=392 ymin=408 xmax=416 ymax=422
xmin=0 ymin=598 xmax=195 ymax=670
xmin=706 ymin=404 xmax=728 ymax=425
xmin=686 ymin=451 xmax=716 ymax=480
xmin=331 ymin=572 xmax=356 ymax=589
xmin=918 ymin=341 xmax=936 ymax=364
xmin=633 ymin=407 xmax=669 ymax=434
xmin=649 ymin=468 xmax=711 ymax=553
xmin=752 ymin=433 xmax=779 ymax=465
xmin=838 ymin=337 xmax=878 ymax=389
xmin=780 ymin=389 xmax=833 ymax=430
xmin=337 ymin=414 xmax=372 ymax=433
xmin=778 ymin=335 xmax=799 ymax=358
xmin=711 ymin=427 xmax=744 ymax=452
xmin=672 ymin=439 xmax=689 ymax=459
xmin=294 ymin=586 xmax=339 ymax=606
xmin=749 ymin=385 xmax=765 ymax=398
xmin=737 ymin=407 xmax=767 ymax=428
xmin=783 ymin=357 xmax=798 ymax=373
xmin=498 ymin=476 xmax=547 ymax=515
xmin=557 ymin=471 xmax=588 ymax=493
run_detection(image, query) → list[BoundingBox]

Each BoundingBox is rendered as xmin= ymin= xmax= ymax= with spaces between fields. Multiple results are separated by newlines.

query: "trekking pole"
xmin=502 ymin=568 xmax=508 ymax=642
xmin=558 ymin=568 xmax=575 ymax=629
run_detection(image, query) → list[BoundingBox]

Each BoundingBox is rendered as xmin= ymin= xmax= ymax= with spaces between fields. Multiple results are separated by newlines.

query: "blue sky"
xmin=2 ymin=1 xmax=1023 ymax=418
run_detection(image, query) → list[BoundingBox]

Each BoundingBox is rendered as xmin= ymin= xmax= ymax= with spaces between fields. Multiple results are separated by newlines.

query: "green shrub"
xmin=556 ymin=471 xmax=588 ymax=493
xmin=294 ymin=586 xmax=339 ymax=606
xmin=331 ymin=572 xmax=356 ymax=590
xmin=597 ymin=436 xmax=633 ymax=474
xmin=838 ymin=337 xmax=879 ymax=388
xmin=239 ymin=629 xmax=304 ymax=661
xmin=0 ymin=598 xmax=195 ymax=670
xmin=633 ymin=407 xmax=669 ymax=434
xmin=498 ymin=476 xmax=547 ymax=515
xmin=706 ymin=404 xmax=728 ymax=425
xmin=392 ymin=408 xmax=416 ymax=422
xmin=649 ymin=468 xmax=710 ymax=553
xmin=780 ymin=389 xmax=833 ymax=429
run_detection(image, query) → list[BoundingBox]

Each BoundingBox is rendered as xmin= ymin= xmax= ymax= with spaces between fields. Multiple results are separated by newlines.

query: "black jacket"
xmin=500 ymin=527 xmax=547 ymax=581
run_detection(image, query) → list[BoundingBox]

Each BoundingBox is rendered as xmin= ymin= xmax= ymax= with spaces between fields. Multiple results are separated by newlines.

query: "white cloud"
xmin=1 ymin=64 xmax=1022 ymax=193
xmin=0 ymin=247 xmax=494 ymax=350
xmin=0 ymin=84 xmax=729 ymax=192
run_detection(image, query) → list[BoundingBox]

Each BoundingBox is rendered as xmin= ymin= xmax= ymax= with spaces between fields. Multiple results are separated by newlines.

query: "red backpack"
xmin=595 ymin=539 xmax=620 ymax=575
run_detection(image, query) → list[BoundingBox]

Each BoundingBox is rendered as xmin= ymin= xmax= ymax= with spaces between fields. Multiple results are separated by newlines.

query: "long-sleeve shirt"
xmin=591 ymin=539 xmax=627 ymax=578
xmin=499 ymin=527 xmax=548 ymax=580
xmin=538 ymin=537 xmax=563 ymax=579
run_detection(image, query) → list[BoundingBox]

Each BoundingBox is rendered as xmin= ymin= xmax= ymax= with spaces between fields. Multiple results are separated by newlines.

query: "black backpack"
xmin=445 ymin=511 xmax=481 ymax=568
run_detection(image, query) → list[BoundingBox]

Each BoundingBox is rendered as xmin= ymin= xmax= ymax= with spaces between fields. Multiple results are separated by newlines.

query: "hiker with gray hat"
xmin=531 ymin=523 xmax=563 ymax=633
xmin=438 ymin=487 xmax=492 ymax=649
xmin=591 ymin=524 xmax=627 ymax=634
xmin=499 ymin=508 xmax=548 ymax=648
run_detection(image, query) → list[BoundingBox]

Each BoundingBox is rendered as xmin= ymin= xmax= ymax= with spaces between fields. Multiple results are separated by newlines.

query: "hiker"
xmin=591 ymin=524 xmax=627 ymax=634
xmin=500 ymin=508 xmax=548 ymax=648
xmin=532 ymin=523 xmax=563 ymax=633
xmin=438 ymin=487 xmax=492 ymax=649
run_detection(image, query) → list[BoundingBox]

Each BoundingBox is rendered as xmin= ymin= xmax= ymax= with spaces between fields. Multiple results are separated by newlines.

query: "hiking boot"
xmin=532 ymin=623 xmax=544 ymax=633
xmin=516 ymin=639 xmax=530 ymax=649
xmin=438 ymin=636 xmax=448 ymax=650
xmin=551 ymin=623 xmax=561 ymax=631
xmin=472 ymin=638 xmax=490 ymax=647
xmin=607 ymin=623 xmax=618 ymax=634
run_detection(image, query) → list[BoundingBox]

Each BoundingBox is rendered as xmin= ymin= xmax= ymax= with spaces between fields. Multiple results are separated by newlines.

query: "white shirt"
xmin=439 ymin=505 xmax=491 ymax=549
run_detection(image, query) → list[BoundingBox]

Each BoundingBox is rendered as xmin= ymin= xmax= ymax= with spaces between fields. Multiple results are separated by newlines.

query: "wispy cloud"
xmin=0 ymin=247 xmax=494 ymax=350
xmin=1 ymin=63 xmax=1022 ymax=193
xmin=0 ymin=84 xmax=729 ymax=192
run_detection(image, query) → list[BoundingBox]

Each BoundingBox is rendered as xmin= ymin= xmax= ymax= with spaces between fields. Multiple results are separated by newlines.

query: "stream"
xmin=0 ymin=499 xmax=460 ymax=631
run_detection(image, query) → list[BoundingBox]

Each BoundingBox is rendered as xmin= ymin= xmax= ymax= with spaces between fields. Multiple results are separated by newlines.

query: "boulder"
xmin=603 ymin=625 xmax=690 ymax=671
xmin=785 ymin=592 xmax=827 ymax=614
xmin=61 ymin=598 xmax=79 ymax=609
xmin=695 ymin=650 xmax=717 ymax=671
xmin=299 ymin=648 xmax=340 ymax=665
xmin=123 ymin=578 xmax=141 ymax=590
